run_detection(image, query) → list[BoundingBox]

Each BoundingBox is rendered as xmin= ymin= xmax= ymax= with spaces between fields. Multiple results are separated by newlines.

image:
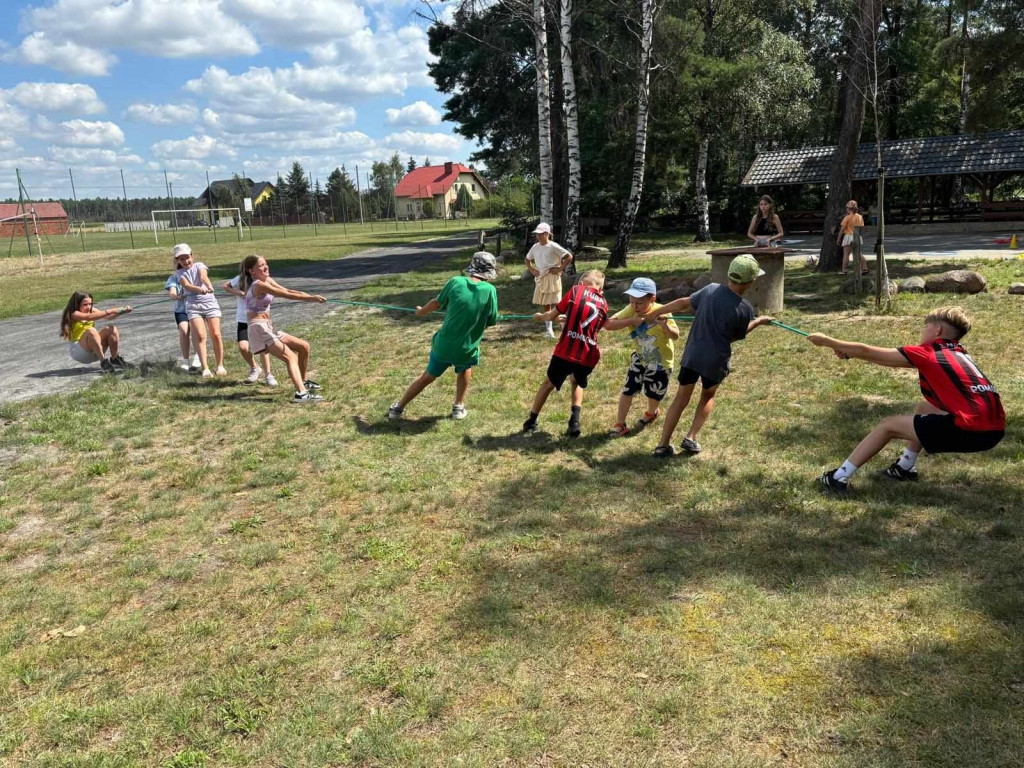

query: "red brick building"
xmin=0 ymin=202 xmax=69 ymax=237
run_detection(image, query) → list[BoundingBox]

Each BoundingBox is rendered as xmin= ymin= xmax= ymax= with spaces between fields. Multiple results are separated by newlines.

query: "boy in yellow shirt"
xmin=603 ymin=278 xmax=680 ymax=436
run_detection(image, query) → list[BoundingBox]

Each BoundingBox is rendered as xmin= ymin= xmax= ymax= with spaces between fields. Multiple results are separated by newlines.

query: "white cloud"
xmin=384 ymin=130 xmax=462 ymax=154
xmin=21 ymin=0 xmax=259 ymax=62
xmin=386 ymin=100 xmax=442 ymax=127
xmin=48 ymin=146 xmax=144 ymax=165
xmin=185 ymin=66 xmax=357 ymax=132
xmin=226 ymin=0 xmax=368 ymax=46
xmin=4 ymin=82 xmax=105 ymax=114
xmin=124 ymin=103 xmax=200 ymax=125
xmin=306 ymin=25 xmax=434 ymax=93
xmin=0 ymin=100 xmax=31 ymax=134
xmin=15 ymin=33 xmax=116 ymax=77
xmin=38 ymin=118 xmax=126 ymax=147
xmin=151 ymin=134 xmax=237 ymax=160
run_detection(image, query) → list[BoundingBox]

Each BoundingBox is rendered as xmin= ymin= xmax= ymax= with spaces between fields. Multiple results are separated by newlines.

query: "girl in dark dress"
xmin=747 ymin=195 xmax=784 ymax=247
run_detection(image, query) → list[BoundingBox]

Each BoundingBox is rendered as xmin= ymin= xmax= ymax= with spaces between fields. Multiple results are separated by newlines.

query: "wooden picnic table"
xmin=705 ymin=246 xmax=794 ymax=313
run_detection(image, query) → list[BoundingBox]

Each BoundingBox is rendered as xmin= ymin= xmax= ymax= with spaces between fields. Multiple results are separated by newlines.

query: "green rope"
xmin=770 ymin=320 xmax=810 ymax=337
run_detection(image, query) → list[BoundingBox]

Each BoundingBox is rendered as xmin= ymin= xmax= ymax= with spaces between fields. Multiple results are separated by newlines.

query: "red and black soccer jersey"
xmin=898 ymin=340 xmax=1005 ymax=432
xmin=553 ymin=284 xmax=609 ymax=368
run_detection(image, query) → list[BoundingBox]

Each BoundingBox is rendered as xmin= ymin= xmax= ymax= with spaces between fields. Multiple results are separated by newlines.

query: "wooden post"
xmin=496 ymin=231 xmax=502 ymax=259
xmin=852 ymin=225 xmax=863 ymax=296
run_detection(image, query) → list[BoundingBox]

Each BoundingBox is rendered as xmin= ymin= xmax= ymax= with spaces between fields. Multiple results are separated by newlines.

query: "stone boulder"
xmin=693 ymin=272 xmax=714 ymax=290
xmin=841 ymin=277 xmax=897 ymax=296
xmin=898 ymin=276 xmax=926 ymax=294
xmin=578 ymin=245 xmax=610 ymax=259
xmin=498 ymin=249 xmax=519 ymax=263
xmin=658 ymin=284 xmax=695 ymax=302
xmin=1009 ymin=283 xmax=1024 ymax=295
xmin=924 ymin=269 xmax=987 ymax=294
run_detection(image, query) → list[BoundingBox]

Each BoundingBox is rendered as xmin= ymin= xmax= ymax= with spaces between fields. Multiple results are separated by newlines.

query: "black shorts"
xmin=174 ymin=312 xmax=188 ymax=326
xmin=623 ymin=354 xmax=670 ymax=400
xmin=913 ymin=413 xmax=1004 ymax=455
xmin=547 ymin=356 xmax=594 ymax=390
xmin=678 ymin=367 xmax=722 ymax=390
xmin=237 ymin=323 xmax=249 ymax=343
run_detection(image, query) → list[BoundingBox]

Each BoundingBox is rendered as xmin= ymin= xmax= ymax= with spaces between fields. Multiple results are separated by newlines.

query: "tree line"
xmin=428 ymin=0 xmax=1024 ymax=267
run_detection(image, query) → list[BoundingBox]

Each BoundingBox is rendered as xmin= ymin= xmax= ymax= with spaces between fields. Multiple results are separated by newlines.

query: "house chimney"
xmin=444 ymin=161 xmax=453 ymax=175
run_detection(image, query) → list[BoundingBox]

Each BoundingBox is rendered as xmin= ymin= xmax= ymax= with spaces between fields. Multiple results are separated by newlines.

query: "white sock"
xmin=833 ymin=460 xmax=859 ymax=482
xmin=897 ymin=449 xmax=919 ymax=471
xmin=545 ymin=320 xmax=553 ymax=333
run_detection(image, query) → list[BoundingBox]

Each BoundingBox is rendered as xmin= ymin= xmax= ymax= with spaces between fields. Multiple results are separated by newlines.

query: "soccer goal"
xmin=150 ymin=207 xmax=244 ymax=244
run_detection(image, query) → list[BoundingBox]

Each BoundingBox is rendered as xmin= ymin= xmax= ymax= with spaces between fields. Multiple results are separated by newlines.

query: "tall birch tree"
xmin=609 ymin=0 xmax=657 ymax=269
xmin=534 ymin=0 xmax=556 ymax=224
xmin=559 ymin=0 xmax=582 ymax=254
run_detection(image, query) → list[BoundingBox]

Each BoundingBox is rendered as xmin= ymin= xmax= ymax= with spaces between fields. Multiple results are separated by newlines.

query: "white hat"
xmin=532 ymin=222 xmax=552 ymax=235
xmin=173 ymin=243 xmax=192 ymax=258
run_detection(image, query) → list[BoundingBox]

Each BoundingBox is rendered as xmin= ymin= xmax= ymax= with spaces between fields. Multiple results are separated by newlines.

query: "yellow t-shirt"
xmin=69 ymin=319 xmax=94 ymax=342
xmin=613 ymin=302 xmax=678 ymax=369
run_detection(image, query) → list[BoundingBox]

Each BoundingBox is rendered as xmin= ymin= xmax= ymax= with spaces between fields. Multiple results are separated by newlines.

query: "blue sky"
xmin=0 ymin=0 xmax=470 ymax=200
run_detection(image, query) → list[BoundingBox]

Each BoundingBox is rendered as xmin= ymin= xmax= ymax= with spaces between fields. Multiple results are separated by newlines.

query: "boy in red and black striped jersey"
xmin=809 ymin=306 xmax=1005 ymax=493
xmin=523 ymin=270 xmax=609 ymax=438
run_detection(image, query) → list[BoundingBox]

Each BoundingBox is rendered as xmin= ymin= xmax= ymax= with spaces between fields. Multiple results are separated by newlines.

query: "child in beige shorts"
xmin=525 ymin=222 xmax=572 ymax=338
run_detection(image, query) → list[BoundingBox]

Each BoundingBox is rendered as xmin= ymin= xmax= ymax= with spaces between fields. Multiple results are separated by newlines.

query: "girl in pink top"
xmin=238 ymin=254 xmax=326 ymax=403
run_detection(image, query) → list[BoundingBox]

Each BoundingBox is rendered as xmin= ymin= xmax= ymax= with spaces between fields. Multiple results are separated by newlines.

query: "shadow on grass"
xmin=352 ymin=414 xmax=444 ymax=435
xmin=447 ymin=391 xmax=1023 ymax=762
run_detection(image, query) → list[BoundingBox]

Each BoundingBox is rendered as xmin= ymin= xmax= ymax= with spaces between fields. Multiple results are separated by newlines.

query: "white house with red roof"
xmin=0 ymin=201 xmax=69 ymax=237
xmin=394 ymin=162 xmax=489 ymax=219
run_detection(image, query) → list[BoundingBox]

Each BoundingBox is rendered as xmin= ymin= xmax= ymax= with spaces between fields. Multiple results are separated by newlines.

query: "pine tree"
xmin=407 ymin=156 xmax=418 ymax=173
xmin=285 ymin=161 xmax=310 ymax=215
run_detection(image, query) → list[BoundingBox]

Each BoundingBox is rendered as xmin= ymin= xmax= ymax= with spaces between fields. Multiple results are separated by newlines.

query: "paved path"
xmin=781 ymin=232 xmax=1019 ymax=260
xmin=0 ymin=234 xmax=477 ymax=404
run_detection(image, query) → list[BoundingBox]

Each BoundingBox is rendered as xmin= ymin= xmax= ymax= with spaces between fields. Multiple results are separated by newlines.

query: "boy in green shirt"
xmin=388 ymin=252 xmax=499 ymax=420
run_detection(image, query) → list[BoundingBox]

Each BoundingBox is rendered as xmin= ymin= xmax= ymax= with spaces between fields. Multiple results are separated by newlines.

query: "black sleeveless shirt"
xmin=754 ymin=216 xmax=777 ymax=236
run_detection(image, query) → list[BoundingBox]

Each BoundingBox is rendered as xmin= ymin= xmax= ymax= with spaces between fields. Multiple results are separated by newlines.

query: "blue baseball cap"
xmin=624 ymin=277 xmax=657 ymax=297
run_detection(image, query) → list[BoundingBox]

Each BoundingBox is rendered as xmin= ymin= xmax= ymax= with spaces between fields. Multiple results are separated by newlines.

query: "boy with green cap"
xmin=388 ymin=252 xmax=499 ymax=421
xmin=645 ymin=254 xmax=774 ymax=456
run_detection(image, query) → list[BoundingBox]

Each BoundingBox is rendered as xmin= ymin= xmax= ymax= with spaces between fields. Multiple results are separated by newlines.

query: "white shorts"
xmin=841 ymin=234 xmax=854 ymax=246
xmin=247 ymin=320 xmax=282 ymax=354
xmin=186 ymin=306 xmax=222 ymax=321
xmin=69 ymin=341 xmax=101 ymax=364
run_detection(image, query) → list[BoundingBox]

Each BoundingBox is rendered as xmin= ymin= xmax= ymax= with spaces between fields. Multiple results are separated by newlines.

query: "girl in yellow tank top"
xmin=60 ymin=291 xmax=134 ymax=371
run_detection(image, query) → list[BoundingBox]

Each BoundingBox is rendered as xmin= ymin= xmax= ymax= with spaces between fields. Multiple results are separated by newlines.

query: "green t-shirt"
xmin=430 ymin=276 xmax=499 ymax=366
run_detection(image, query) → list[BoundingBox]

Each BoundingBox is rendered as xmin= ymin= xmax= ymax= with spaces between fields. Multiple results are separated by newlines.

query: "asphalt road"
xmin=0 ymin=234 xmax=477 ymax=404
xmin=780 ymin=232 xmax=1019 ymax=260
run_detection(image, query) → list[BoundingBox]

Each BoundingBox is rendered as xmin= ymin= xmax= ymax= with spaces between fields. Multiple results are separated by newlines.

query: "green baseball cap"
xmin=728 ymin=254 xmax=765 ymax=284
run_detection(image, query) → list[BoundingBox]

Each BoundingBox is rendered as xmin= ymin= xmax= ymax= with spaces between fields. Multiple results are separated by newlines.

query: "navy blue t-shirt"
xmin=680 ymin=283 xmax=754 ymax=381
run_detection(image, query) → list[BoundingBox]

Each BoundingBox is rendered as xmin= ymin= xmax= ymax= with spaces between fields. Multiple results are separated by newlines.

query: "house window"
xmin=407 ymin=203 xmax=413 ymax=212
xmin=472 ymin=183 xmax=476 ymax=192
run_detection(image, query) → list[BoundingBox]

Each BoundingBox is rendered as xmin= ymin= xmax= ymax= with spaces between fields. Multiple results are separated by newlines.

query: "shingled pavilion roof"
xmin=742 ymin=130 xmax=1024 ymax=187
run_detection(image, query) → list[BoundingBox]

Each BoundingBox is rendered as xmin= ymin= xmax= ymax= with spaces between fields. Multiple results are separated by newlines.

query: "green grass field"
xmin=0 ymin=219 xmax=501 ymax=320
xmin=1 ymin=243 xmax=1023 ymax=766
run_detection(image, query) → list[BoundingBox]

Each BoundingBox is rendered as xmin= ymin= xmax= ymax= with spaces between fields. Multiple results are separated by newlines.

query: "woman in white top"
xmin=525 ymin=222 xmax=573 ymax=338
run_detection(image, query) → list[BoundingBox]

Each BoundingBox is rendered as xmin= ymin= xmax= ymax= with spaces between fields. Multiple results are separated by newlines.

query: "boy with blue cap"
xmin=645 ymin=255 xmax=774 ymax=456
xmin=603 ymin=277 xmax=680 ymax=437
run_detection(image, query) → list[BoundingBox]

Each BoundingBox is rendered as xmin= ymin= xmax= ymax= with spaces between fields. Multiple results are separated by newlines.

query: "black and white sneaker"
xmin=818 ymin=469 xmax=849 ymax=494
xmin=883 ymin=462 xmax=918 ymax=482
xmin=292 ymin=390 xmax=324 ymax=404
xmin=653 ymin=444 xmax=676 ymax=458
xmin=522 ymin=417 xmax=538 ymax=435
xmin=387 ymin=402 xmax=404 ymax=420
xmin=110 ymin=355 xmax=136 ymax=370
xmin=100 ymin=359 xmax=116 ymax=374
xmin=681 ymin=437 xmax=702 ymax=454
xmin=566 ymin=415 xmax=581 ymax=438
xmin=303 ymin=379 xmax=322 ymax=392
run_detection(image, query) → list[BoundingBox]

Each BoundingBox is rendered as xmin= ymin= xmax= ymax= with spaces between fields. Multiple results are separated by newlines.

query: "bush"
xmin=421 ymin=200 xmax=434 ymax=219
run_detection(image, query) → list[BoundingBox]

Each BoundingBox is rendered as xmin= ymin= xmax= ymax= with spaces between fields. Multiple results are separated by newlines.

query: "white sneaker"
xmin=264 ymin=373 xmax=278 ymax=388
xmin=387 ymin=402 xmax=404 ymax=420
xmin=544 ymin=328 xmax=556 ymax=339
xmin=189 ymin=354 xmax=201 ymax=371
xmin=243 ymin=367 xmax=260 ymax=384
xmin=201 ymin=368 xmax=214 ymax=378
xmin=215 ymin=365 xmax=228 ymax=376
xmin=451 ymin=403 xmax=468 ymax=420
xmin=293 ymin=390 xmax=324 ymax=403
xmin=177 ymin=358 xmax=190 ymax=371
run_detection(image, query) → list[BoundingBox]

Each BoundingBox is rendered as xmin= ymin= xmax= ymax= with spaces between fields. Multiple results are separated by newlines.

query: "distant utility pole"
xmin=355 ymin=165 xmax=365 ymax=225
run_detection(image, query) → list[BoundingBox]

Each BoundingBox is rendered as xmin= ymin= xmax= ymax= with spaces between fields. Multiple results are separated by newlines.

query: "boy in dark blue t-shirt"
xmin=645 ymin=255 xmax=773 ymax=457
